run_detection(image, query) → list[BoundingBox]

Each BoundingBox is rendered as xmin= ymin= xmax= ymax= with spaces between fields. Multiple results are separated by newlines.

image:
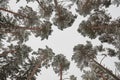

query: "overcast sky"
xmin=8 ymin=1 xmax=120 ymax=80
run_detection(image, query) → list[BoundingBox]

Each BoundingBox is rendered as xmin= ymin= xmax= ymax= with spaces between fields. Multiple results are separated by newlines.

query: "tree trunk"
xmin=89 ymin=56 xmax=120 ymax=80
xmin=60 ymin=63 xmax=63 ymax=80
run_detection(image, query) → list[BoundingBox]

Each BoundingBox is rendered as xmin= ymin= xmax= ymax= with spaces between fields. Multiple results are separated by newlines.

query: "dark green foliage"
xmin=52 ymin=54 xmax=70 ymax=74
xmin=95 ymin=45 xmax=105 ymax=52
xmin=0 ymin=45 xmax=55 ymax=80
xmin=0 ymin=44 xmax=32 ymax=80
xmin=0 ymin=12 xmax=31 ymax=43
xmin=0 ymin=0 xmax=8 ymax=8
xmin=76 ymin=0 xmax=111 ymax=17
xmin=70 ymin=75 xmax=77 ymax=80
xmin=72 ymin=41 xmax=97 ymax=70
xmin=0 ymin=13 xmax=17 ymax=30
xmin=78 ymin=10 xmax=111 ymax=39
xmin=37 ymin=46 xmax=55 ymax=68
xmin=53 ymin=7 xmax=76 ymax=30
xmin=33 ymin=21 xmax=53 ymax=40
xmin=82 ymin=70 xmax=98 ymax=80
xmin=107 ymin=48 xmax=117 ymax=57
xmin=0 ymin=0 xmax=120 ymax=80
xmin=38 ymin=1 xmax=53 ymax=19
xmin=77 ymin=8 xmax=120 ymax=61
xmin=17 ymin=6 xmax=41 ymax=27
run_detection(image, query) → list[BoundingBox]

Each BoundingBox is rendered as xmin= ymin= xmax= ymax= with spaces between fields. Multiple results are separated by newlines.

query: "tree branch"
xmin=36 ymin=0 xmax=46 ymax=11
xmin=100 ymin=54 xmax=107 ymax=64
xmin=27 ymin=55 xmax=45 ymax=80
xmin=0 ymin=8 xmax=30 ymax=19
xmin=0 ymin=50 xmax=16 ymax=57
xmin=90 ymin=24 xmax=119 ymax=30
xmin=0 ymin=22 xmax=42 ymax=34
xmin=54 ymin=0 xmax=61 ymax=18
xmin=89 ymin=56 xmax=120 ymax=80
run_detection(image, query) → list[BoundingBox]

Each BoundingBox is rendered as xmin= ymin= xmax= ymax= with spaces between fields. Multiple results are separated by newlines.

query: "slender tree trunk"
xmin=60 ymin=63 xmax=63 ymax=80
xmin=89 ymin=56 xmax=120 ymax=80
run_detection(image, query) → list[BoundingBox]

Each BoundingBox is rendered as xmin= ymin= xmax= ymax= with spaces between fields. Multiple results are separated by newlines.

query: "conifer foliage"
xmin=0 ymin=0 xmax=120 ymax=80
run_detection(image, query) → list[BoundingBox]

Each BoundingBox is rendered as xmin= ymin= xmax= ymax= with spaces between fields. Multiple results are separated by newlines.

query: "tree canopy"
xmin=0 ymin=0 xmax=120 ymax=80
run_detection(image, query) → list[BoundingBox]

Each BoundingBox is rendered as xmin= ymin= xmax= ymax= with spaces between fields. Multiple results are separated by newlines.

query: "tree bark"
xmin=60 ymin=63 xmax=63 ymax=80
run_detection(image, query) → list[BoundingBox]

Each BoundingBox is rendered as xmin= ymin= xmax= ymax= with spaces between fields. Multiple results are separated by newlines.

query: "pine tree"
xmin=0 ymin=0 xmax=120 ymax=80
xmin=52 ymin=54 xmax=70 ymax=80
xmin=72 ymin=41 xmax=120 ymax=80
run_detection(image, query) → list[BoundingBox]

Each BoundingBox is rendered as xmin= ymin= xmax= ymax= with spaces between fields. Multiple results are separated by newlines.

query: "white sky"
xmin=7 ymin=0 xmax=120 ymax=80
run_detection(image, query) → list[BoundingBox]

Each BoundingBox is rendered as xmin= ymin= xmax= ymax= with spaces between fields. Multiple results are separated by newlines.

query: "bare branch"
xmin=100 ymin=54 xmax=107 ymax=64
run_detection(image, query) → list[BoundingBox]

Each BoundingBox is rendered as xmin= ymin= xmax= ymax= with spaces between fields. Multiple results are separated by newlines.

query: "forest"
xmin=0 ymin=0 xmax=120 ymax=80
